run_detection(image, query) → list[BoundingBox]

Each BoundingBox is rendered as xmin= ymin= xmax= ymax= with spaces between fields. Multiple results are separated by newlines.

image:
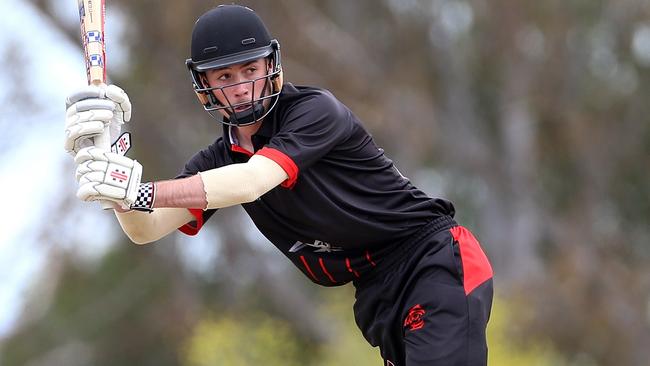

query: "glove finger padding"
xmin=77 ymin=182 xmax=130 ymax=202
xmin=66 ymin=85 xmax=107 ymax=107
xmin=74 ymin=146 xmax=110 ymax=164
xmin=65 ymin=85 xmax=131 ymax=122
xmin=75 ymin=160 xmax=109 ymax=182
xmin=64 ymin=108 xmax=114 ymax=155
xmin=65 ymin=92 xmax=115 ymax=156
xmin=66 ymin=98 xmax=115 ymax=114
xmin=75 ymin=146 xmax=140 ymax=166
xmin=74 ymin=147 xmax=142 ymax=206
xmin=64 ymin=84 xmax=132 ymax=156
xmin=105 ymin=85 xmax=132 ymax=123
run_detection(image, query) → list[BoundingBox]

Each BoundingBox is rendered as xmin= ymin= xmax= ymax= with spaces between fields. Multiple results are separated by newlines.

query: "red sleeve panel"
xmin=256 ymin=147 xmax=299 ymax=189
xmin=178 ymin=208 xmax=205 ymax=236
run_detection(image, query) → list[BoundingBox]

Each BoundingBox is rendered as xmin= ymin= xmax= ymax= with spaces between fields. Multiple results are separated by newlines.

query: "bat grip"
xmin=93 ymin=126 xmax=116 ymax=210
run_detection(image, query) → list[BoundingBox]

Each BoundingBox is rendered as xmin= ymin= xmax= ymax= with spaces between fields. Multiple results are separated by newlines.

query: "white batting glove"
xmin=74 ymin=147 xmax=154 ymax=211
xmin=65 ymin=84 xmax=132 ymax=156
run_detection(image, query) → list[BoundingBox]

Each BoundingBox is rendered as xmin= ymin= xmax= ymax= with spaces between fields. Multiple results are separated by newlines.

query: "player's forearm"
xmin=115 ymin=155 xmax=287 ymax=243
xmin=153 ymin=174 xmax=208 ymax=209
xmin=115 ymin=207 xmax=194 ymax=244
xmin=152 ymin=155 xmax=288 ymax=210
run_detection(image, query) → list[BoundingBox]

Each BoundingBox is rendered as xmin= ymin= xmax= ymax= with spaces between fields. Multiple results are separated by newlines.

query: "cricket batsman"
xmin=64 ymin=5 xmax=494 ymax=365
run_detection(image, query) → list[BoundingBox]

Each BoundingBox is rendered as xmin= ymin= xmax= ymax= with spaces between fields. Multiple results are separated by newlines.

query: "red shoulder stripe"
xmin=256 ymin=147 xmax=299 ymax=189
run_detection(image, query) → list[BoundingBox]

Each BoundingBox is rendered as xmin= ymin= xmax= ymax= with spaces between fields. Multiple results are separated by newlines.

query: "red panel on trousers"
xmin=450 ymin=226 xmax=493 ymax=295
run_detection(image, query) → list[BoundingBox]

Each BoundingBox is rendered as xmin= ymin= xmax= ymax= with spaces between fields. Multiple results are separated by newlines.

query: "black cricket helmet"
xmin=186 ymin=5 xmax=283 ymax=126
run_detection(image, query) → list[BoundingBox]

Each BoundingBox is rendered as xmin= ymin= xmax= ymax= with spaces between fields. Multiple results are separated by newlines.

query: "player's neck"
xmin=234 ymin=120 xmax=263 ymax=152
xmin=235 ymin=120 xmax=262 ymax=138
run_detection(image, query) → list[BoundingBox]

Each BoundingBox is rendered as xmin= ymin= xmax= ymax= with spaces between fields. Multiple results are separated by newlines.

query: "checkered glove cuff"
xmin=131 ymin=182 xmax=155 ymax=212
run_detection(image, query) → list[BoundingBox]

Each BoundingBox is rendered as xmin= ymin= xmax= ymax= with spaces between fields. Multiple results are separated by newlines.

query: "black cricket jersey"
xmin=176 ymin=83 xmax=455 ymax=286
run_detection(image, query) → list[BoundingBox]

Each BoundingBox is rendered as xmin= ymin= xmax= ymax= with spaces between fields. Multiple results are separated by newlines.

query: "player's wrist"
xmin=129 ymin=182 xmax=156 ymax=212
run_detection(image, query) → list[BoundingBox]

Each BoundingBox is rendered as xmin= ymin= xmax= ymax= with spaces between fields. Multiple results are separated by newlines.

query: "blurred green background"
xmin=1 ymin=0 xmax=649 ymax=365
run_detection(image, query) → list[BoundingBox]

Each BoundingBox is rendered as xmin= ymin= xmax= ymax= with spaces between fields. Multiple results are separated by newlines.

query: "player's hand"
xmin=64 ymin=84 xmax=132 ymax=156
xmin=74 ymin=147 xmax=144 ymax=210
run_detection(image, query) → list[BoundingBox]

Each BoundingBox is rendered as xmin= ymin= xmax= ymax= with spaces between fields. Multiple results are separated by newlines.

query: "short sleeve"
xmin=176 ymin=140 xmax=224 ymax=179
xmin=264 ymin=92 xmax=353 ymax=177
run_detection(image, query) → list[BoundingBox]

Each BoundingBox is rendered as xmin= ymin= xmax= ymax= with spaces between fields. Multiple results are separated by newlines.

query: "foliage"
xmin=488 ymin=297 xmax=567 ymax=366
xmin=183 ymin=313 xmax=307 ymax=366
xmin=0 ymin=245 xmax=191 ymax=366
xmin=182 ymin=286 xmax=382 ymax=366
xmin=312 ymin=287 xmax=382 ymax=366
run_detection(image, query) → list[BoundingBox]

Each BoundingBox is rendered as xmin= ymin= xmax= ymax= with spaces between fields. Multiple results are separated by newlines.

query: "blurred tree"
xmin=0 ymin=243 xmax=198 ymax=366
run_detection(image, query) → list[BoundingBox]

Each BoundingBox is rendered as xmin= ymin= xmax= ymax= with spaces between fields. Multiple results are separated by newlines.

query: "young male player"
xmin=65 ymin=5 xmax=494 ymax=365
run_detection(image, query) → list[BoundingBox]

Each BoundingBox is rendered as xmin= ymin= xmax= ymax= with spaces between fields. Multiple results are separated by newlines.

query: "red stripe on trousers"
xmin=300 ymin=256 xmax=318 ymax=282
xmin=450 ymin=226 xmax=493 ymax=295
xmin=318 ymin=258 xmax=337 ymax=284
xmin=345 ymin=258 xmax=360 ymax=278
xmin=365 ymin=250 xmax=376 ymax=266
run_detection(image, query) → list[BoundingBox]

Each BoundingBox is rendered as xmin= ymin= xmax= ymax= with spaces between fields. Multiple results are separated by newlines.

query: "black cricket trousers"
xmin=353 ymin=216 xmax=494 ymax=366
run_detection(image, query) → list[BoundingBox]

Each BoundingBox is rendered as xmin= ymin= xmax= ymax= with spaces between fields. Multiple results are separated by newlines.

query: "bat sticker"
xmin=89 ymin=54 xmax=104 ymax=66
xmin=86 ymin=31 xmax=102 ymax=43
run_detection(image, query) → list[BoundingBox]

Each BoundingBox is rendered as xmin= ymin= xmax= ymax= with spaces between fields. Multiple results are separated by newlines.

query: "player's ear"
xmin=195 ymin=91 xmax=209 ymax=106
xmin=272 ymin=69 xmax=284 ymax=93
xmin=199 ymin=73 xmax=210 ymax=87
xmin=268 ymin=59 xmax=283 ymax=93
xmin=194 ymin=72 xmax=211 ymax=106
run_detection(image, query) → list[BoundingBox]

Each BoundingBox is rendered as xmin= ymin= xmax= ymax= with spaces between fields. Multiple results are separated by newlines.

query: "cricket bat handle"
xmin=95 ymin=130 xmax=115 ymax=210
xmin=79 ymin=0 xmax=113 ymax=210
xmin=92 ymin=83 xmax=115 ymax=211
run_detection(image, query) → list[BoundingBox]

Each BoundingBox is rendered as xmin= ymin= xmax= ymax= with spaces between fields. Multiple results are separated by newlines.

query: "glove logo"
xmin=110 ymin=169 xmax=128 ymax=183
xmin=404 ymin=304 xmax=425 ymax=331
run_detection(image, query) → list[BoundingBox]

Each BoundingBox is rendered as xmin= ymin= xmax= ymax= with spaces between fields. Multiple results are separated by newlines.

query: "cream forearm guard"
xmin=114 ymin=154 xmax=288 ymax=244
xmin=115 ymin=208 xmax=195 ymax=244
xmin=198 ymin=154 xmax=289 ymax=209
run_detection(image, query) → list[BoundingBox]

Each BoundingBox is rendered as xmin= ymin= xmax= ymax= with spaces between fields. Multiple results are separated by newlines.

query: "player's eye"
xmin=217 ymin=73 xmax=230 ymax=81
xmin=246 ymin=67 xmax=257 ymax=75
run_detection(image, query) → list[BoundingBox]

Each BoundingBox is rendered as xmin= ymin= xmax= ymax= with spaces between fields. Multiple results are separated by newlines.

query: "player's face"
xmin=204 ymin=58 xmax=270 ymax=117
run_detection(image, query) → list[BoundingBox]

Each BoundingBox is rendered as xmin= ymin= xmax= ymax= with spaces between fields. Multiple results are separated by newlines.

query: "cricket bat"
xmin=77 ymin=0 xmax=113 ymax=209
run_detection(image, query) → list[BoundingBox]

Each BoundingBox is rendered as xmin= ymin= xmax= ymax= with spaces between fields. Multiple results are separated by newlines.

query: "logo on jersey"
xmin=404 ymin=304 xmax=426 ymax=331
xmin=289 ymin=239 xmax=343 ymax=253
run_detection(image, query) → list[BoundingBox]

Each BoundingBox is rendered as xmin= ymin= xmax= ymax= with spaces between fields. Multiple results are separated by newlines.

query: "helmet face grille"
xmin=201 ymin=64 xmax=282 ymax=126
xmin=186 ymin=5 xmax=283 ymax=126
xmin=187 ymin=41 xmax=283 ymax=126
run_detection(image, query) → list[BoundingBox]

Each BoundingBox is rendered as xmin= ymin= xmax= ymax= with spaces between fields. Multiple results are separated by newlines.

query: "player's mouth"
xmin=233 ymin=103 xmax=252 ymax=112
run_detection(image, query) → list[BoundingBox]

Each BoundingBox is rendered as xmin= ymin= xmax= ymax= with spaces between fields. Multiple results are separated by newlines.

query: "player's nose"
xmin=230 ymin=81 xmax=250 ymax=98
xmin=227 ymin=73 xmax=251 ymax=95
